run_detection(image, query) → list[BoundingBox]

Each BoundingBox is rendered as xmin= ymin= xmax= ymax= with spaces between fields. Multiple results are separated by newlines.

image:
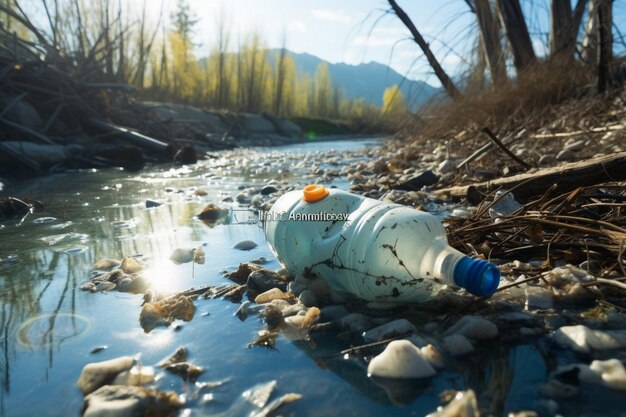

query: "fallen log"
xmin=86 ymin=117 xmax=174 ymax=159
xmin=435 ymin=151 xmax=626 ymax=203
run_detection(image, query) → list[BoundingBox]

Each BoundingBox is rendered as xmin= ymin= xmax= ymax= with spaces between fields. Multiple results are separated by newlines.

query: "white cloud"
xmin=288 ymin=19 xmax=307 ymax=34
xmin=352 ymin=35 xmax=399 ymax=47
xmin=311 ymin=9 xmax=353 ymax=24
xmin=442 ymin=55 xmax=462 ymax=66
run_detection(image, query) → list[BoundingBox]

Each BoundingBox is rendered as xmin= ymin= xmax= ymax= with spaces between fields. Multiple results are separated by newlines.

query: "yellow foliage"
xmin=382 ymin=85 xmax=406 ymax=115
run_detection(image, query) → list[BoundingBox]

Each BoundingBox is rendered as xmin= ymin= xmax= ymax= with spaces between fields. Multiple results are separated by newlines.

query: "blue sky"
xmin=26 ymin=1 xmax=626 ymax=87
xmin=139 ymin=0 xmax=481 ymax=85
xmin=161 ymin=0 xmax=625 ymax=84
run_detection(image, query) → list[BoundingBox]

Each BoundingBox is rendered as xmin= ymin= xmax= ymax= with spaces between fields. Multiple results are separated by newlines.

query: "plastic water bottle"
xmin=263 ymin=185 xmax=500 ymax=303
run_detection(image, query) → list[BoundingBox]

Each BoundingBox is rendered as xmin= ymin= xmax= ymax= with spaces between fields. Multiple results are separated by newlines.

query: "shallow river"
xmin=0 ymin=138 xmax=622 ymax=417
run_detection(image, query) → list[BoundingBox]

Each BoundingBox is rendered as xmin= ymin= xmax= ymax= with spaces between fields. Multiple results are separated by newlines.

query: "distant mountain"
xmin=268 ymin=49 xmax=441 ymax=110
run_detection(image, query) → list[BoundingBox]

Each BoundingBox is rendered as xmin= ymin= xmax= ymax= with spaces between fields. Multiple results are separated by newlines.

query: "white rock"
xmin=420 ymin=344 xmax=445 ymax=369
xmin=112 ymin=365 xmax=156 ymax=386
xmin=367 ymin=340 xmax=436 ymax=379
xmin=426 ymin=390 xmax=479 ymax=417
xmin=444 ymin=316 xmax=498 ymax=340
xmin=590 ymin=359 xmax=626 ymax=390
xmin=443 ymin=334 xmax=475 ymax=356
xmin=553 ymin=325 xmax=626 ymax=353
xmin=362 ymin=319 xmax=417 ymax=342
xmin=76 ymin=356 xmax=136 ymax=395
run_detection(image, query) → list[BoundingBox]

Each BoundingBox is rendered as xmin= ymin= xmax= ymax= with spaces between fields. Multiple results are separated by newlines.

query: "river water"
xmin=0 ymin=137 xmax=623 ymax=417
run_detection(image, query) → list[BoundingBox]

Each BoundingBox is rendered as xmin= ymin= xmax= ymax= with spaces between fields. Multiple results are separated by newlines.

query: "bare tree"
xmin=387 ymin=0 xmax=461 ymax=99
xmin=550 ymin=0 xmax=588 ymax=58
xmin=273 ymin=35 xmax=287 ymax=115
xmin=496 ymin=0 xmax=535 ymax=71
xmin=473 ymin=0 xmax=506 ymax=84
xmin=595 ymin=0 xmax=612 ymax=92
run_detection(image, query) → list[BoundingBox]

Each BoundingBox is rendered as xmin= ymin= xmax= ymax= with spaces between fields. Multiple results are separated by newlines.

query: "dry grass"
xmin=417 ymin=59 xmax=596 ymax=138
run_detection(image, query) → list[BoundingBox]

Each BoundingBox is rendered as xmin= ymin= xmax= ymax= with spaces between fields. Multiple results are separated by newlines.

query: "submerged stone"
xmin=443 ymin=334 xmax=475 ymax=356
xmin=444 ymin=316 xmax=498 ymax=340
xmin=362 ymin=319 xmax=417 ymax=342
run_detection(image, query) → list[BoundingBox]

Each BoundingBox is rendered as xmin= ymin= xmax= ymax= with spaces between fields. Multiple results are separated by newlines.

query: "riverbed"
xmin=0 ymin=137 xmax=624 ymax=417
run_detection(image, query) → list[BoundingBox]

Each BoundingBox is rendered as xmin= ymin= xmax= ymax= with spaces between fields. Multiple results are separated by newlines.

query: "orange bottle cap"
xmin=303 ymin=184 xmax=329 ymax=202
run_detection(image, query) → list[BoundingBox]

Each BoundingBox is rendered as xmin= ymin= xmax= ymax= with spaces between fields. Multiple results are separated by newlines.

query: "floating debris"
xmin=247 ymin=330 xmax=278 ymax=350
xmin=158 ymin=347 xmax=187 ymax=368
xmin=164 ymin=362 xmax=204 ymax=382
xmin=139 ymin=294 xmax=196 ymax=333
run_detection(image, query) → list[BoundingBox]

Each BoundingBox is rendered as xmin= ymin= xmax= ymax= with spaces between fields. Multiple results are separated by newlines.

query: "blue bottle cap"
xmin=453 ymin=256 xmax=500 ymax=297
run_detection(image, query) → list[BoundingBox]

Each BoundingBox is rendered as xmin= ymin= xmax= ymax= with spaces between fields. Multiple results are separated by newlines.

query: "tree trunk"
xmin=550 ymin=0 xmax=589 ymax=58
xmin=596 ymin=0 xmax=612 ymax=92
xmin=387 ymin=0 xmax=461 ymax=99
xmin=496 ymin=0 xmax=535 ymax=71
xmin=475 ymin=0 xmax=506 ymax=84
xmin=550 ymin=0 xmax=572 ymax=56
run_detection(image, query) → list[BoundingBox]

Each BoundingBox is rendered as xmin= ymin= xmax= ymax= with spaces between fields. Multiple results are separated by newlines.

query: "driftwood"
xmin=436 ymin=150 xmax=626 ymax=202
xmin=87 ymin=117 xmax=173 ymax=157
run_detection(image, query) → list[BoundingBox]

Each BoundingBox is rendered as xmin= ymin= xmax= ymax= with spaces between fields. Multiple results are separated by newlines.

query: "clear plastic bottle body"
xmin=264 ymin=188 xmax=499 ymax=303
